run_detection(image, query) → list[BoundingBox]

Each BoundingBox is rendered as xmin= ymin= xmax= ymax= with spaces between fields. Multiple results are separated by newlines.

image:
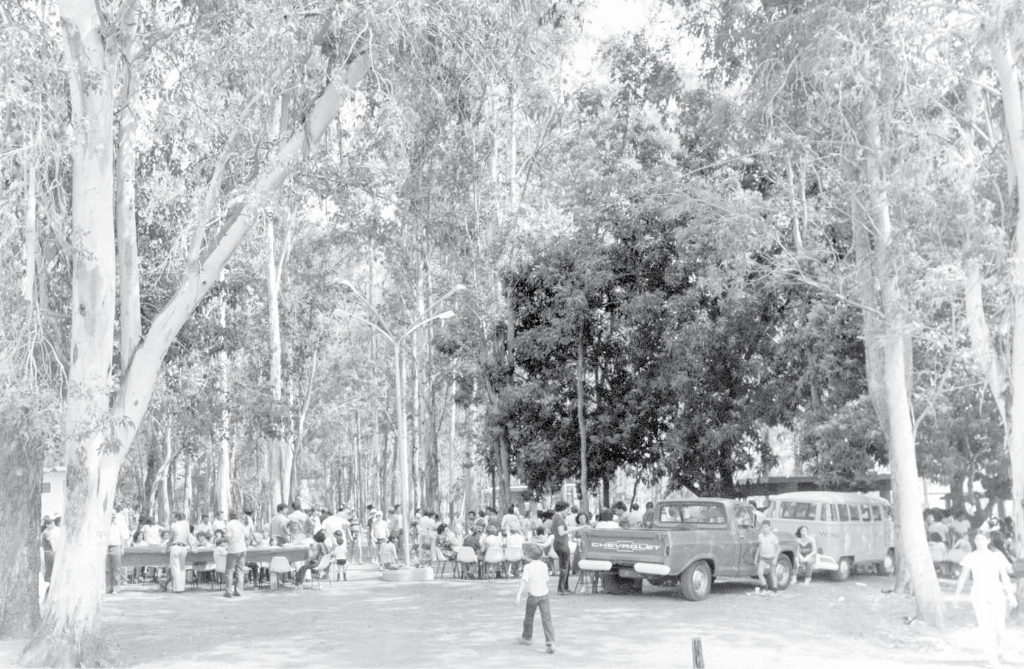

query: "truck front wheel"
xmin=680 ymin=560 xmax=712 ymax=601
xmin=774 ymin=554 xmax=793 ymax=591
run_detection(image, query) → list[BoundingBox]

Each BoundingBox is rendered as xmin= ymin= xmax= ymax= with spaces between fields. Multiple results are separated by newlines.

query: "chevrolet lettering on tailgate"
xmin=590 ymin=540 xmax=661 ymax=552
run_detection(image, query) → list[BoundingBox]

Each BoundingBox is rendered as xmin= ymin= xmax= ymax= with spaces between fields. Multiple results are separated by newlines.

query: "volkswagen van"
xmin=764 ymin=491 xmax=895 ymax=581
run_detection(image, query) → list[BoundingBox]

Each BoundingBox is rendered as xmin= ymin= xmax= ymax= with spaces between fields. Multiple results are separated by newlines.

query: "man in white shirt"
xmin=223 ymin=511 xmax=248 ymax=598
xmin=195 ymin=513 xmax=212 ymax=537
xmin=211 ymin=511 xmax=227 ymax=534
xmin=106 ymin=512 xmax=130 ymax=594
xmin=516 ymin=542 xmax=556 ymax=653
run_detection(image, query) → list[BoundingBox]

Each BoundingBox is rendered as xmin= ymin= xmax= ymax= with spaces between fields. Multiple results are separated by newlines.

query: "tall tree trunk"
xmin=577 ymin=336 xmax=589 ymax=515
xmin=0 ymin=411 xmax=43 ymax=638
xmin=22 ymin=3 xmax=370 ymax=660
xmin=183 ymin=458 xmax=192 ymax=522
xmin=21 ymin=3 xmax=117 ymax=663
xmin=863 ymin=94 xmax=944 ymax=628
xmin=462 ymin=404 xmax=476 ymax=517
xmin=991 ymin=34 xmax=1024 ymax=558
xmin=217 ymin=287 xmax=230 ymax=515
xmin=115 ymin=0 xmax=141 ymax=372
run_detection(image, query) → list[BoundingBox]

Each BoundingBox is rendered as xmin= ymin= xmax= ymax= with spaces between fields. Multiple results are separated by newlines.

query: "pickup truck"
xmin=579 ymin=498 xmax=798 ymax=601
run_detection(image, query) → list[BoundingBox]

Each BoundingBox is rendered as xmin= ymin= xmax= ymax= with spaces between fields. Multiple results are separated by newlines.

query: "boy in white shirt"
xmin=515 ymin=542 xmax=556 ymax=653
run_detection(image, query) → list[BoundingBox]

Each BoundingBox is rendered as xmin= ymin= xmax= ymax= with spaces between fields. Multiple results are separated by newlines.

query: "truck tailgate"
xmin=582 ymin=530 xmax=667 ymax=565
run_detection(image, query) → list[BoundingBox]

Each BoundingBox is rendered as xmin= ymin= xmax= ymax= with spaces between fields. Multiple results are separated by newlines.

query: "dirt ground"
xmin=1 ymin=564 xmax=1021 ymax=668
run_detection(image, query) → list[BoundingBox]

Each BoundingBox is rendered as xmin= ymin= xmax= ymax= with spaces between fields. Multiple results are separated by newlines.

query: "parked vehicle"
xmin=580 ymin=498 xmax=799 ymax=601
xmin=763 ymin=491 xmax=895 ymax=581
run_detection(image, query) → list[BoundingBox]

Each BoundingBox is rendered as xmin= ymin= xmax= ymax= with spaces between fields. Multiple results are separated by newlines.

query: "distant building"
xmin=42 ymin=467 xmax=65 ymax=519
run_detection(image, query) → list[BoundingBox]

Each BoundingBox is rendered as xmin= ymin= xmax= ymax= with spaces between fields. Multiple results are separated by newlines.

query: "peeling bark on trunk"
xmin=991 ymin=34 xmax=1024 ymax=558
xmin=115 ymin=0 xmax=141 ymax=372
xmin=0 ymin=419 xmax=43 ymax=638
xmin=21 ymin=1 xmax=118 ymax=662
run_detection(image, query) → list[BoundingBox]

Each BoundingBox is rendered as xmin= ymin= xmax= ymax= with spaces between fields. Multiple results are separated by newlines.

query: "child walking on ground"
xmin=516 ymin=542 xmax=556 ymax=654
xmin=754 ymin=520 xmax=780 ymax=594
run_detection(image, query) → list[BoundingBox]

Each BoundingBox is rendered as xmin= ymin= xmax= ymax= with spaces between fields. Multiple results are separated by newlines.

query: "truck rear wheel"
xmin=680 ymin=560 xmax=712 ymax=602
xmin=604 ymin=574 xmax=643 ymax=595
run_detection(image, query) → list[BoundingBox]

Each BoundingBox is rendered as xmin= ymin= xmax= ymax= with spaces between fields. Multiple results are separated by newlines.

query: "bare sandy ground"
xmin=1 ymin=564 xmax=1020 ymax=667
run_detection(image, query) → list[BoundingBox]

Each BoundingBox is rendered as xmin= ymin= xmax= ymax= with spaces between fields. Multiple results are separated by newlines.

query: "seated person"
xmin=462 ymin=526 xmax=483 ymax=557
xmin=594 ymin=509 xmax=619 ymax=530
xmin=530 ymin=527 xmax=555 ymax=574
xmin=378 ymin=536 xmax=402 ymax=570
xmin=295 ymin=530 xmax=330 ymax=586
xmin=482 ymin=526 xmax=503 ymax=551
xmin=435 ymin=524 xmax=458 ymax=561
xmin=794 ymin=525 xmax=817 ymax=584
xmin=928 ymin=531 xmax=951 ymax=577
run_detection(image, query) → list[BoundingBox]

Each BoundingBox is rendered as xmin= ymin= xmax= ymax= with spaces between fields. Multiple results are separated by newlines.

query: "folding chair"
xmin=482 ymin=547 xmax=504 ymax=579
xmin=269 ymin=556 xmax=293 ymax=591
xmin=575 ymin=559 xmax=612 ymax=594
xmin=309 ymin=555 xmax=333 ymax=590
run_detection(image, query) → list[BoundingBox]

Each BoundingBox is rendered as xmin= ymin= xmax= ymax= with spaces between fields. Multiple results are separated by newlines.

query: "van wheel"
xmin=833 ymin=557 xmax=852 ymax=582
xmin=774 ymin=555 xmax=793 ymax=591
xmin=881 ymin=550 xmax=895 ymax=576
xmin=680 ymin=560 xmax=712 ymax=601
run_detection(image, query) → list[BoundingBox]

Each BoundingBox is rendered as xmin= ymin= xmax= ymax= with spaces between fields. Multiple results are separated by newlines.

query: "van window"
xmin=837 ymin=505 xmax=849 ymax=521
xmin=848 ymin=505 xmax=860 ymax=521
xmin=871 ymin=505 xmax=882 ymax=521
xmin=883 ymin=505 xmax=892 ymax=520
xmin=860 ymin=504 xmax=871 ymax=521
xmin=779 ymin=502 xmax=817 ymax=520
xmin=820 ymin=504 xmax=831 ymax=521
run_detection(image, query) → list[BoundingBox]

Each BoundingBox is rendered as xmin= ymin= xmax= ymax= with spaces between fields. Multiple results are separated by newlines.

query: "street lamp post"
xmin=337 ymin=281 xmax=464 ymax=567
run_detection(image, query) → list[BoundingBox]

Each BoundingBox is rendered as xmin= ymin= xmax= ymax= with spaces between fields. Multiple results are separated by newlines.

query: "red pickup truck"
xmin=580 ymin=498 xmax=798 ymax=601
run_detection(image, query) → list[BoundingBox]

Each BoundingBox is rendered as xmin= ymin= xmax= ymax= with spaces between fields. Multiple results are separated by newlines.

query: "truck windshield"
xmin=659 ymin=503 xmax=726 ymax=525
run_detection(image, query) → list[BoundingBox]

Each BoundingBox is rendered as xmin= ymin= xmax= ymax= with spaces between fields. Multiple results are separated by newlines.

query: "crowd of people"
xmin=78 ymin=496 xmax=659 ymax=598
xmin=925 ymin=509 xmax=1016 ymax=579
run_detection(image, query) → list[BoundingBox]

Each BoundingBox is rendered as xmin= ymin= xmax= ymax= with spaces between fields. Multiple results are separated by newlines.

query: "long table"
xmin=120 ymin=545 xmax=309 ymax=570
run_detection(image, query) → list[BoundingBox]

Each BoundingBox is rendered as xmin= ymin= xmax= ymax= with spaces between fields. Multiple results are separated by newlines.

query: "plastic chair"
xmin=309 ymin=555 xmax=333 ymax=590
xmin=455 ymin=547 xmax=479 ymax=579
xmin=482 ymin=546 xmax=504 ymax=579
xmin=269 ymin=556 xmax=293 ymax=590
xmin=503 ymin=546 xmax=524 ymax=578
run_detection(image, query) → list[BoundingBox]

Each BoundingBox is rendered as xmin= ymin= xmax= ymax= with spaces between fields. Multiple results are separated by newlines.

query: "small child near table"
xmin=332 ymin=529 xmax=348 ymax=581
xmin=516 ymin=542 xmax=555 ymax=654
xmin=379 ymin=536 xmax=402 ymax=570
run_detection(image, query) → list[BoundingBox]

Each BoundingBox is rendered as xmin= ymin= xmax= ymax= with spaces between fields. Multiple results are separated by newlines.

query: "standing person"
xmin=551 ymin=501 xmax=571 ymax=595
xmin=642 ymin=502 xmax=655 ymax=529
xmin=389 ymin=505 xmax=405 ymax=559
xmin=331 ymin=530 xmax=349 ymax=581
xmin=106 ymin=511 xmax=129 ymax=594
xmin=195 ymin=513 xmax=212 ymax=537
xmin=954 ymin=531 xmax=1016 ymax=666
xmin=372 ymin=510 xmax=389 ymax=564
xmin=211 ymin=511 xmax=226 ymax=534
xmin=515 ymin=542 xmax=556 ymax=654
xmin=754 ymin=520 xmax=780 ymax=594
xmin=41 ymin=517 xmax=58 ymax=590
xmin=161 ymin=512 xmax=191 ymax=593
xmin=223 ymin=510 xmax=247 ymax=598
xmin=270 ymin=503 xmax=290 ymax=545
xmin=501 ymin=505 xmax=523 ymax=534
xmin=347 ymin=509 xmax=364 ymax=564
xmin=287 ymin=500 xmax=313 ymax=545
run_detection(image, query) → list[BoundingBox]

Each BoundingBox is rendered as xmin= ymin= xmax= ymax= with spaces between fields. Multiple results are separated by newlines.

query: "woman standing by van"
xmin=795 ymin=526 xmax=817 ymax=585
xmin=954 ymin=532 xmax=1016 ymax=666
